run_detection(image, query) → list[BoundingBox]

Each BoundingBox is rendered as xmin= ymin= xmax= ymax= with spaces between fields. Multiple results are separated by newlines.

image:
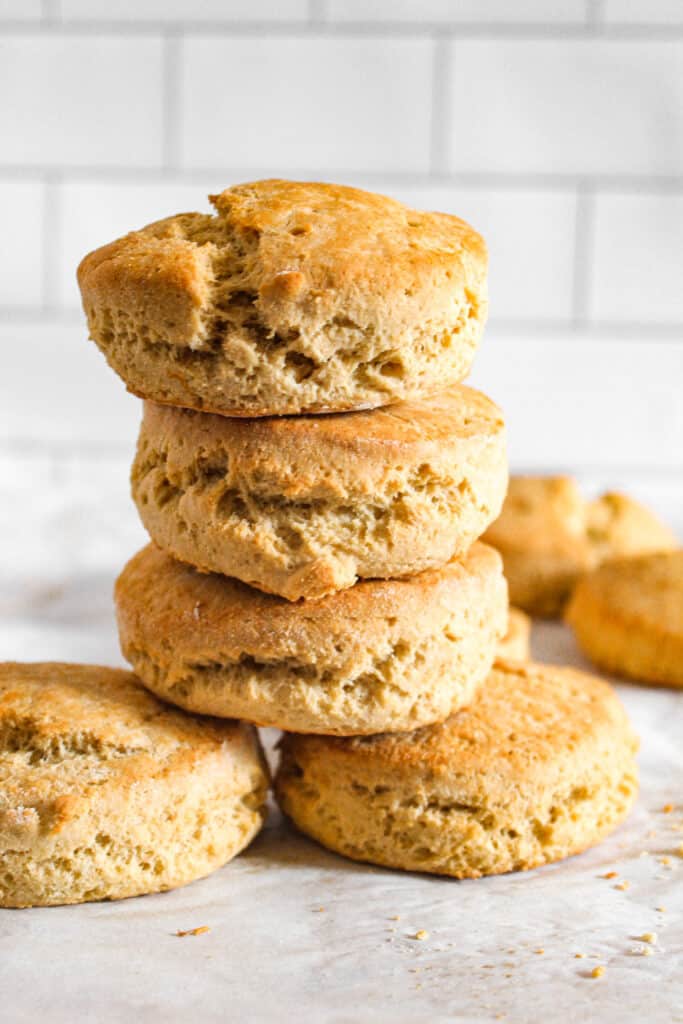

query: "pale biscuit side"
xmin=132 ymin=391 xmax=507 ymax=600
xmin=115 ymin=543 xmax=508 ymax=735
xmin=275 ymin=663 xmax=638 ymax=877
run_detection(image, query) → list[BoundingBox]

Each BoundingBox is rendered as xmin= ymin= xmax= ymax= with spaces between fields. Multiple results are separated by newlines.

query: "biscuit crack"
xmin=0 ymin=715 xmax=148 ymax=766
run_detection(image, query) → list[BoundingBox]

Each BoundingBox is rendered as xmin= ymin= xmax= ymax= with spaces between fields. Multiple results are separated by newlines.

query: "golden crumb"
xmin=591 ymin=966 xmax=606 ymax=979
xmin=677 ymin=846 xmax=683 ymax=858
xmin=662 ymin=804 xmax=674 ymax=813
xmin=639 ymin=933 xmax=657 ymax=944
xmin=641 ymin=946 xmax=654 ymax=957
xmin=602 ymin=871 xmax=618 ymax=879
xmin=390 ymin=915 xmax=401 ymax=921
xmin=656 ymin=907 xmax=666 ymax=913
xmin=414 ymin=930 xmax=429 ymax=941
xmin=659 ymin=857 xmax=672 ymax=866
xmin=535 ymin=948 xmax=545 ymax=955
xmin=615 ymin=881 xmax=630 ymax=891
xmin=313 ymin=907 xmax=325 ymax=912
xmin=175 ymin=925 xmax=210 ymax=937
xmin=574 ymin=953 xmax=585 ymax=959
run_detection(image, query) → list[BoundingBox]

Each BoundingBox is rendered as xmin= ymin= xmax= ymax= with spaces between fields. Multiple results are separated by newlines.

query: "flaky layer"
xmin=275 ymin=662 xmax=638 ymax=877
xmin=132 ymin=388 xmax=507 ymax=600
xmin=0 ymin=662 xmax=268 ymax=907
xmin=115 ymin=543 xmax=507 ymax=735
xmin=77 ymin=180 xmax=488 ymax=416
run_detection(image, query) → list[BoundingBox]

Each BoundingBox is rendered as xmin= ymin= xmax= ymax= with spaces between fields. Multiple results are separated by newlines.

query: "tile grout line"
xmin=40 ymin=0 xmax=59 ymax=23
xmin=586 ymin=0 xmax=607 ymax=30
xmin=308 ymin=0 xmax=326 ymax=25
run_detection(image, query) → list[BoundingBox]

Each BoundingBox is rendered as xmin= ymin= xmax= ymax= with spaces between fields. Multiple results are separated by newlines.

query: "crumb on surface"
xmin=535 ymin=948 xmax=545 ymax=955
xmin=574 ymin=953 xmax=585 ymax=959
xmin=175 ymin=925 xmax=210 ymax=937
xmin=662 ymin=804 xmax=674 ymax=813
xmin=591 ymin=966 xmax=606 ymax=979
xmin=413 ymin=930 xmax=429 ymax=941
xmin=615 ymin=881 xmax=630 ymax=891
xmin=639 ymin=933 xmax=657 ymax=944
xmin=602 ymin=871 xmax=618 ymax=879
xmin=390 ymin=915 xmax=401 ymax=921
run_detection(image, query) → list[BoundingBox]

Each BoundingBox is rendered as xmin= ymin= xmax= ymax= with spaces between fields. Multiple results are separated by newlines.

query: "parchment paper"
xmin=1 ymin=574 xmax=681 ymax=1024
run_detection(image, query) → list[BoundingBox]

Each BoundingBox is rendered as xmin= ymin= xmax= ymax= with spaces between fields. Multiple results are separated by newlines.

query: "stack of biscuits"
xmin=8 ymin=177 xmax=634 ymax=905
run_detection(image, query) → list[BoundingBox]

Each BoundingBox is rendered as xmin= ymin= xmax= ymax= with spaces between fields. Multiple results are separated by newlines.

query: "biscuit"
xmin=77 ymin=179 xmax=488 ymax=416
xmin=131 ymin=387 xmax=507 ymax=601
xmin=115 ymin=542 xmax=507 ymax=736
xmin=497 ymin=607 xmax=531 ymax=661
xmin=566 ymin=550 xmax=683 ymax=688
xmin=0 ymin=662 xmax=268 ymax=907
xmin=483 ymin=476 xmax=676 ymax=617
xmin=275 ymin=661 xmax=638 ymax=878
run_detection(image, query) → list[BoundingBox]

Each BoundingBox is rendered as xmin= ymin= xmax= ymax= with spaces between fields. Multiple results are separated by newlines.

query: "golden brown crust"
xmin=131 ymin=387 xmax=507 ymax=600
xmin=275 ymin=661 xmax=638 ymax=878
xmin=566 ymin=550 xmax=683 ymax=688
xmin=483 ymin=476 xmax=677 ymax=618
xmin=78 ymin=180 xmax=488 ymax=416
xmin=0 ymin=662 xmax=268 ymax=907
xmin=115 ymin=542 xmax=508 ymax=736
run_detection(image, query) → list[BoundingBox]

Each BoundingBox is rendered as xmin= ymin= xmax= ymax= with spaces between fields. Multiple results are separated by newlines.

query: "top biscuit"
xmin=77 ymin=180 xmax=488 ymax=416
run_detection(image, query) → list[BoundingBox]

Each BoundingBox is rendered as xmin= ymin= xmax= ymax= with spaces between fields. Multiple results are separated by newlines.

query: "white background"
xmin=1 ymin=0 xmax=682 ymax=486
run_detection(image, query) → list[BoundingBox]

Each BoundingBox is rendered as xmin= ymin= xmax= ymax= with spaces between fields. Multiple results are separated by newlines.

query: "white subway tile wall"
xmin=0 ymin=182 xmax=44 ymax=306
xmin=0 ymin=35 xmax=165 ymax=167
xmin=591 ymin=193 xmax=683 ymax=324
xmin=325 ymin=0 xmax=589 ymax=23
xmin=1 ymin=2 xmax=681 ymax=476
xmin=604 ymin=0 xmax=683 ymax=25
xmin=0 ymin=0 xmax=42 ymax=17
xmin=60 ymin=0 xmax=310 ymax=21
xmin=180 ymin=37 xmax=434 ymax=172
xmin=447 ymin=40 xmax=683 ymax=177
